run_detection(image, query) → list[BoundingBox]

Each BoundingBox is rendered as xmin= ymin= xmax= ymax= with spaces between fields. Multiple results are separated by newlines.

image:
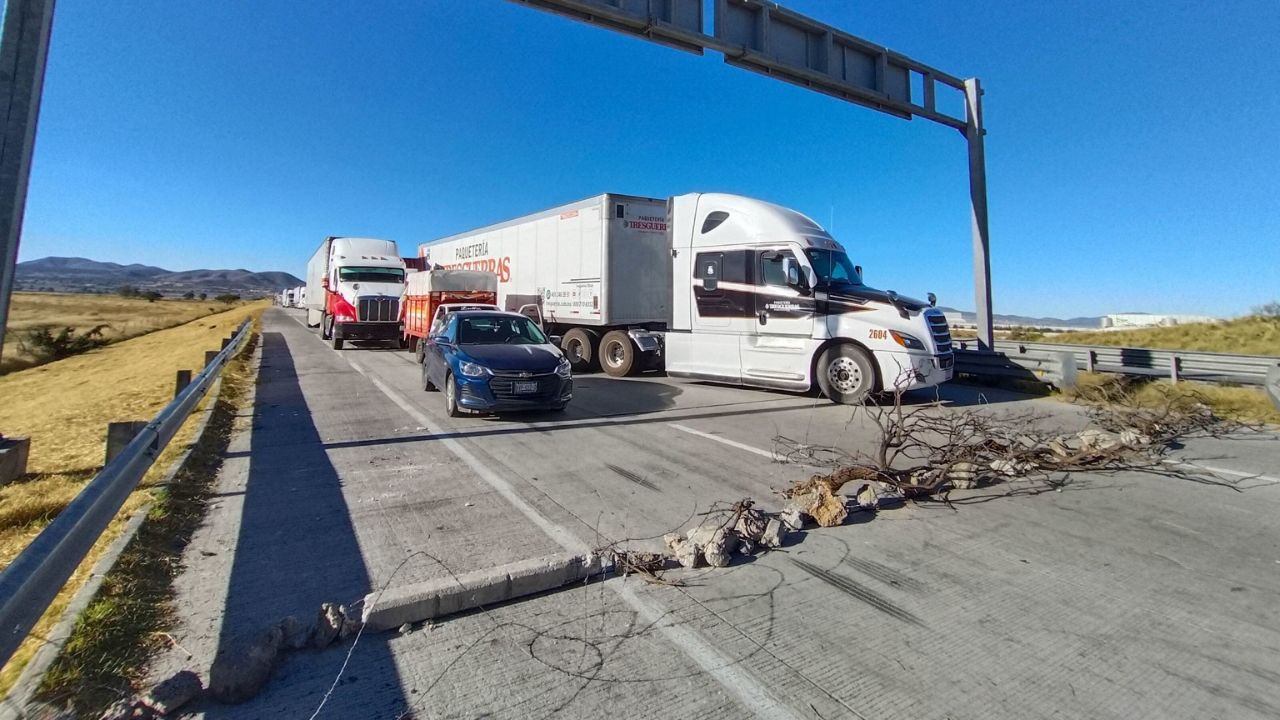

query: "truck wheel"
xmin=561 ymin=328 xmax=599 ymax=372
xmin=444 ymin=373 xmax=463 ymax=417
xmin=331 ymin=335 xmax=344 ymax=350
xmin=600 ymin=330 xmax=636 ymax=377
xmin=414 ymin=338 xmax=426 ymax=364
xmin=816 ymin=345 xmax=876 ymax=404
xmin=321 ymin=314 xmax=332 ymax=340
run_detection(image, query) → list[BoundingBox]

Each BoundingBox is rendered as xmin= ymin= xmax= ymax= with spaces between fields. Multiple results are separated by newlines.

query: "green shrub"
xmin=19 ymin=324 xmax=110 ymax=361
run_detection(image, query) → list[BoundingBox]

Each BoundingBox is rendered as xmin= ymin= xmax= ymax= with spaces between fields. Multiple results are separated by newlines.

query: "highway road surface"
xmin=150 ymin=308 xmax=1280 ymax=719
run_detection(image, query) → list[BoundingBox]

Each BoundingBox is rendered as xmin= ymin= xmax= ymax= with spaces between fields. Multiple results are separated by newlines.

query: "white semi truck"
xmin=419 ymin=193 xmax=953 ymax=403
xmin=305 ymin=236 xmax=406 ymax=350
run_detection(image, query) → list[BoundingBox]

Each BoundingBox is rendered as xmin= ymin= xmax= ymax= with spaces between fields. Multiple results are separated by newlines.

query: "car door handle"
xmin=758 ymin=311 xmax=768 ymax=325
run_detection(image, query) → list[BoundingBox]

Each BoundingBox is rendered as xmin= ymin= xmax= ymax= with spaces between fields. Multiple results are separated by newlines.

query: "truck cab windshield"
xmin=804 ymin=249 xmax=862 ymax=287
xmin=338 ymin=266 xmax=405 ymax=283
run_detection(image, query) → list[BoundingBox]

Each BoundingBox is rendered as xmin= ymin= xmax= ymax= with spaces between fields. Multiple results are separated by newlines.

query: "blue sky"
xmin=19 ymin=0 xmax=1279 ymax=318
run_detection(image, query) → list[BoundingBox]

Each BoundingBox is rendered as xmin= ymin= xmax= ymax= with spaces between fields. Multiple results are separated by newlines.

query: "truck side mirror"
xmin=854 ymin=265 xmax=863 ymax=278
xmin=785 ymin=260 xmax=809 ymax=294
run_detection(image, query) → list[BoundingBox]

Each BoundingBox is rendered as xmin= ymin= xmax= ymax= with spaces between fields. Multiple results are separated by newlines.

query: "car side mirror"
xmin=549 ymin=335 xmax=563 ymax=346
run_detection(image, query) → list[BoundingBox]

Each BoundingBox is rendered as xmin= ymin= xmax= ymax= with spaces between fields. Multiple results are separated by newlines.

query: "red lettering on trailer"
xmin=436 ymin=255 xmax=512 ymax=283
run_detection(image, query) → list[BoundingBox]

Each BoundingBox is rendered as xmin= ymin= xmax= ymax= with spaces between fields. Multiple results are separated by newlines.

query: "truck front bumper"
xmin=335 ymin=322 xmax=401 ymax=341
xmin=875 ymin=350 xmax=954 ymax=392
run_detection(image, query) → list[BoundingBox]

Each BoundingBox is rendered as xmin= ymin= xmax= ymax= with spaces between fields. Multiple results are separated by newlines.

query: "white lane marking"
xmin=670 ymin=423 xmax=777 ymax=460
xmin=1167 ymin=460 xmax=1280 ymax=485
xmin=1152 ymin=519 xmax=1202 ymax=536
xmin=337 ymin=353 xmax=802 ymax=720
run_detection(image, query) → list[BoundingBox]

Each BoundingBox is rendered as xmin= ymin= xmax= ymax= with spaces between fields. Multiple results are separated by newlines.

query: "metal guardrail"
xmin=955 ymin=339 xmax=1280 ymax=387
xmin=953 ymin=347 xmax=1078 ymax=389
xmin=0 ymin=319 xmax=253 ymax=667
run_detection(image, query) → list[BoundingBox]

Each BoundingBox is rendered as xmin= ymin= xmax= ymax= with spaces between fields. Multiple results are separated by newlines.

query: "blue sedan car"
xmin=422 ymin=310 xmax=573 ymax=416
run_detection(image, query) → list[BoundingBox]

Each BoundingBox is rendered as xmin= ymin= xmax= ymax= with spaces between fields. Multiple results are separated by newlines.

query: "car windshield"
xmin=456 ymin=315 xmax=547 ymax=345
xmin=338 ymin=266 xmax=405 ymax=283
xmin=804 ymin=249 xmax=862 ymax=287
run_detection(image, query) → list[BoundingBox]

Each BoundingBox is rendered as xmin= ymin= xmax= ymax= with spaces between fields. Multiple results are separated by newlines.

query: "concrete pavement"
xmin=151 ymin=308 xmax=1280 ymax=719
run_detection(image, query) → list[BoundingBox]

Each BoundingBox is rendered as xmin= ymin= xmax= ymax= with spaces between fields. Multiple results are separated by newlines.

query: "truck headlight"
xmin=458 ymin=361 xmax=490 ymax=378
xmin=556 ymin=356 xmax=572 ymax=378
xmin=889 ymin=331 xmax=926 ymax=350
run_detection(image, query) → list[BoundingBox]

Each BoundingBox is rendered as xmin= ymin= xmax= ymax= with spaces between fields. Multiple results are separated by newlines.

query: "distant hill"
xmin=15 ymin=256 xmax=302 ymax=296
xmin=939 ymin=306 xmax=1103 ymax=329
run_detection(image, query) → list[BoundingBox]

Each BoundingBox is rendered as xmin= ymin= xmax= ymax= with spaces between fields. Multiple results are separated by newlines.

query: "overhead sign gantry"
xmin=512 ymin=0 xmax=995 ymax=349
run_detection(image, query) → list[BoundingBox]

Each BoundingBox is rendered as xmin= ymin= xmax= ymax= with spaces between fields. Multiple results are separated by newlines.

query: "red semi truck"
xmin=401 ymin=269 xmax=499 ymax=360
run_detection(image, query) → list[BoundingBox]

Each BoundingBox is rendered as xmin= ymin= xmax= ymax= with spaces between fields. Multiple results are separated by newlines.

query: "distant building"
xmin=1102 ymin=313 xmax=1217 ymax=329
xmin=943 ymin=310 xmax=971 ymax=328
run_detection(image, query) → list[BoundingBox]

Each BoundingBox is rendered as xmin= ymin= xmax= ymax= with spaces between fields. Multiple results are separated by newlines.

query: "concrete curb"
xmin=362 ymin=553 xmax=611 ymax=632
xmin=1 ymin=334 xmax=261 ymax=718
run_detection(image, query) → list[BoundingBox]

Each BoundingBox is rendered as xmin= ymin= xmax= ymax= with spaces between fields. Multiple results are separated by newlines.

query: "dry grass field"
xmin=1 ymin=292 xmax=247 ymax=374
xmin=1047 ymin=315 xmax=1280 ymax=356
xmin=952 ymin=317 xmax=1279 ymax=423
xmin=1065 ymin=372 xmax=1280 ymax=425
xmin=953 ymin=315 xmax=1280 ymax=356
xmin=0 ymin=301 xmax=266 ymax=695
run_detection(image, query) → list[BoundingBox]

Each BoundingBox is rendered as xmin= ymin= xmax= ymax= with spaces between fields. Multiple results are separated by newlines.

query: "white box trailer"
xmin=420 ymin=192 xmax=954 ymax=404
xmin=420 ymin=193 xmax=670 ymax=327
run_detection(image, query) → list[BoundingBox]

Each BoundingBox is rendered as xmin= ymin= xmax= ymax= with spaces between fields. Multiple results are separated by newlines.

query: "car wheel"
xmin=816 ymin=344 xmax=876 ymax=404
xmin=599 ymin=330 xmax=636 ymax=377
xmin=561 ymin=328 xmax=599 ymax=372
xmin=550 ymin=403 xmax=568 ymax=412
xmin=444 ymin=373 xmax=463 ymax=417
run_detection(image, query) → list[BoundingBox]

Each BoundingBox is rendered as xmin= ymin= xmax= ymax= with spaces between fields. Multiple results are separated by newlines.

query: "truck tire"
xmin=561 ymin=328 xmax=599 ymax=372
xmin=816 ymin=344 xmax=876 ymax=404
xmin=321 ymin=314 xmax=332 ymax=340
xmin=413 ymin=338 xmax=426 ymax=364
xmin=331 ymin=335 xmax=344 ymax=350
xmin=599 ymin=330 xmax=636 ymax=377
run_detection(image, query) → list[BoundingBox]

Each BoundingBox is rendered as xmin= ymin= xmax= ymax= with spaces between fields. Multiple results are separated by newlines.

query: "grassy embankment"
xmin=953 ymin=316 xmax=1280 ymax=424
xmin=0 ymin=300 xmax=266 ymax=698
xmin=1 ymin=292 xmax=245 ymax=374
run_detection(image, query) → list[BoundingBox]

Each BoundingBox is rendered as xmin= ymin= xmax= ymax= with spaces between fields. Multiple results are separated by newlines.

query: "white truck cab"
xmin=664 ymin=193 xmax=953 ymax=402
xmin=306 ymin=236 xmax=406 ymax=349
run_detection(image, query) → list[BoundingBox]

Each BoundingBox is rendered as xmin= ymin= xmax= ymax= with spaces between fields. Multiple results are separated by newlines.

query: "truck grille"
xmin=357 ymin=297 xmax=399 ymax=322
xmin=925 ymin=310 xmax=952 ymax=354
xmin=488 ymin=372 xmax=560 ymax=401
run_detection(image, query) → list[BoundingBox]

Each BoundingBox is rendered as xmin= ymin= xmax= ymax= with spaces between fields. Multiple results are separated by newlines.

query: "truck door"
xmin=683 ymin=249 xmax=752 ymax=382
xmin=741 ymin=249 xmax=816 ymax=384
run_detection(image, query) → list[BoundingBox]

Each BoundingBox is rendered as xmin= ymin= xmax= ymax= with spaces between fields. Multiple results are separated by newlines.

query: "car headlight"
xmin=458 ymin=361 xmax=490 ymax=378
xmin=889 ymin=331 xmax=926 ymax=350
xmin=556 ymin=356 xmax=572 ymax=378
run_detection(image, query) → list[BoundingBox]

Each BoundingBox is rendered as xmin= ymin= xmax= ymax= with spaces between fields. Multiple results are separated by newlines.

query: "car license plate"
xmin=513 ymin=380 xmax=538 ymax=394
